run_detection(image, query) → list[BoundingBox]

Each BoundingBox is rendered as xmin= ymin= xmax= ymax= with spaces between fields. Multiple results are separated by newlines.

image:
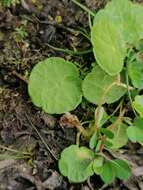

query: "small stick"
xmin=12 ymin=71 xmax=28 ymax=84
xmin=25 ymin=113 xmax=58 ymax=161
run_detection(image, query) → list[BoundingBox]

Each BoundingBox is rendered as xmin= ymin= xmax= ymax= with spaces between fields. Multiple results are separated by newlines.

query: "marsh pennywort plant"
xmin=28 ymin=0 xmax=143 ymax=184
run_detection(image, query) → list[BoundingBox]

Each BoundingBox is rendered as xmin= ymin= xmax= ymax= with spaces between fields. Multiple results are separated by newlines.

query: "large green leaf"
xmin=133 ymin=3 xmax=143 ymax=42
xmin=103 ymin=0 xmax=143 ymax=44
xmin=91 ymin=15 xmax=126 ymax=76
xmin=28 ymin=57 xmax=82 ymax=114
xmin=59 ymin=145 xmax=95 ymax=183
xmin=82 ymin=66 xmax=126 ymax=105
xmin=133 ymin=95 xmax=143 ymax=117
xmin=108 ymin=124 xmax=128 ymax=149
xmin=128 ymin=60 xmax=143 ymax=89
xmin=104 ymin=0 xmax=138 ymax=44
xmin=127 ymin=117 xmax=143 ymax=142
xmin=92 ymin=0 xmax=143 ymax=75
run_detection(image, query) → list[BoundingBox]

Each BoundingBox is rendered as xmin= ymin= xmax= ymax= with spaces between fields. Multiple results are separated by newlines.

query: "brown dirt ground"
xmin=1 ymin=0 xmax=143 ymax=189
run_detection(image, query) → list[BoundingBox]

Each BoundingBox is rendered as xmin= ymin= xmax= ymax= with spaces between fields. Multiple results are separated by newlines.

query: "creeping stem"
xmin=71 ymin=0 xmax=96 ymax=17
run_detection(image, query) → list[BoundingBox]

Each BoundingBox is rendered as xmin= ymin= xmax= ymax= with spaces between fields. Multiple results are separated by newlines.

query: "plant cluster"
xmin=0 ymin=0 xmax=19 ymax=7
xmin=28 ymin=0 xmax=143 ymax=184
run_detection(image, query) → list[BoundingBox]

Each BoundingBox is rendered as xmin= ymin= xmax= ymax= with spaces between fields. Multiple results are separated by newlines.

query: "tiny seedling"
xmin=28 ymin=0 xmax=143 ymax=184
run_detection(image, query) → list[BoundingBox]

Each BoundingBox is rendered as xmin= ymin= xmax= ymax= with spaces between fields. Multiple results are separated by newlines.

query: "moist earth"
xmin=0 ymin=0 xmax=143 ymax=189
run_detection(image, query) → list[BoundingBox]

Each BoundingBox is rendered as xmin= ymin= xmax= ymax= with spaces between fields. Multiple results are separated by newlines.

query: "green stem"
xmin=71 ymin=0 xmax=96 ymax=17
xmin=102 ymin=99 xmax=124 ymax=124
xmin=88 ymin=13 xmax=92 ymax=30
xmin=125 ymin=67 xmax=137 ymax=116
xmin=47 ymin=44 xmax=92 ymax=55
xmin=64 ymin=26 xmax=90 ymax=41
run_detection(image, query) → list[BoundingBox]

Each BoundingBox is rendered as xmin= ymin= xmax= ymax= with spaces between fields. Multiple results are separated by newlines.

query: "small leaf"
xmin=93 ymin=156 xmax=104 ymax=168
xmin=95 ymin=106 xmax=108 ymax=127
xmin=127 ymin=117 xmax=143 ymax=142
xmin=59 ymin=145 xmax=95 ymax=183
xmin=82 ymin=66 xmax=126 ymax=105
xmin=100 ymin=162 xmax=115 ymax=183
xmin=128 ymin=60 xmax=143 ymax=89
xmin=93 ymin=166 xmax=103 ymax=175
xmin=93 ymin=156 xmax=104 ymax=174
xmin=89 ymin=132 xmax=98 ymax=149
xmin=108 ymin=124 xmax=128 ymax=149
xmin=111 ymin=159 xmax=131 ymax=180
xmin=101 ymin=128 xmax=114 ymax=139
xmin=95 ymin=140 xmax=102 ymax=152
xmin=104 ymin=140 xmax=113 ymax=148
xmin=133 ymin=95 xmax=143 ymax=117
xmin=28 ymin=57 xmax=82 ymax=114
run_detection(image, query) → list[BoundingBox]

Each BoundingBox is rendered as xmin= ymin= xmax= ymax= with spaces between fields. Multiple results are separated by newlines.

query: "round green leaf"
xmin=133 ymin=95 xmax=143 ymax=117
xmin=108 ymin=124 xmax=128 ymax=149
xmin=59 ymin=145 xmax=95 ymax=183
xmin=28 ymin=57 xmax=82 ymax=114
xmin=111 ymin=159 xmax=131 ymax=180
xmin=92 ymin=0 xmax=143 ymax=76
xmin=127 ymin=126 xmax=143 ymax=142
xmin=128 ymin=60 xmax=143 ymax=89
xmin=133 ymin=4 xmax=143 ymax=42
xmin=127 ymin=117 xmax=143 ymax=142
xmin=104 ymin=0 xmax=138 ymax=44
xmin=82 ymin=66 xmax=126 ymax=105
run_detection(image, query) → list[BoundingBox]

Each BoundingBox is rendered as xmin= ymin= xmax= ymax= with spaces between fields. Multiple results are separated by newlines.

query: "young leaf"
xmin=82 ymin=66 xmax=126 ymax=105
xmin=100 ymin=162 xmax=115 ymax=183
xmin=104 ymin=140 xmax=113 ymax=148
xmin=91 ymin=15 xmax=126 ymax=76
xmin=95 ymin=106 xmax=108 ymax=127
xmin=93 ymin=155 xmax=104 ymax=175
xmin=28 ymin=57 xmax=82 ymax=114
xmin=128 ymin=60 xmax=143 ymax=89
xmin=127 ymin=117 xmax=143 ymax=142
xmin=89 ymin=132 xmax=98 ymax=149
xmin=133 ymin=95 xmax=143 ymax=117
xmin=108 ymin=124 xmax=128 ymax=149
xmin=111 ymin=159 xmax=131 ymax=180
xmin=59 ymin=145 xmax=95 ymax=183
xmin=95 ymin=140 xmax=102 ymax=152
xmin=101 ymin=128 xmax=114 ymax=139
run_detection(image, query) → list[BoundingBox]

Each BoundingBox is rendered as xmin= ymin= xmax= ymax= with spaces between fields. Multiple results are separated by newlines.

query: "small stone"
xmin=43 ymin=171 xmax=63 ymax=190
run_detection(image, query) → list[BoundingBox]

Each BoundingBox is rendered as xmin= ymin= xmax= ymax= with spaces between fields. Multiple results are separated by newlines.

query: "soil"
xmin=1 ymin=0 xmax=143 ymax=190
